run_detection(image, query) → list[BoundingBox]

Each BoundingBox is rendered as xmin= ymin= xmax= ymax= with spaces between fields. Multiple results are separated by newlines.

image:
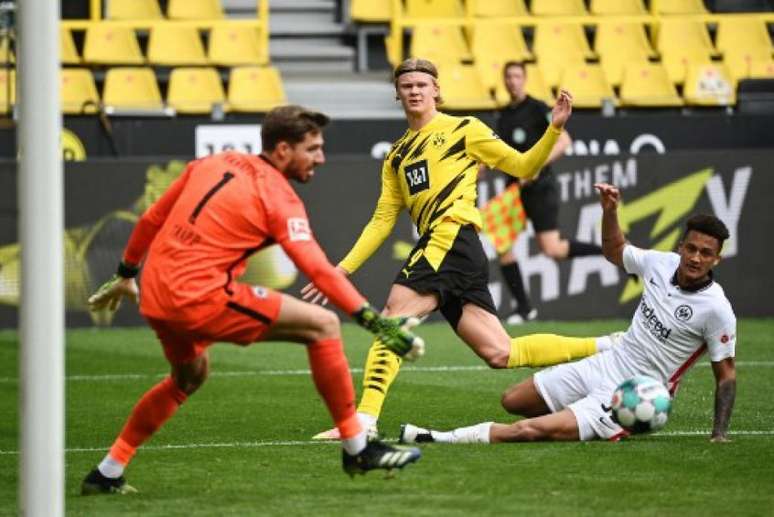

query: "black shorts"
xmin=393 ymin=222 xmax=497 ymax=329
xmin=509 ymin=169 xmax=559 ymax=233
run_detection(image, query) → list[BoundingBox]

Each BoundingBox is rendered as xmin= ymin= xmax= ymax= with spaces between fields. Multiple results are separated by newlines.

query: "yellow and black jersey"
xmin=339 ymin=112 xmax=560 ymax=274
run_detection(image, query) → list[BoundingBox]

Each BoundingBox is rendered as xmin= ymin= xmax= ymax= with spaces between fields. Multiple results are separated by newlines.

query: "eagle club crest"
xmin=432 ymin=132 xmax=446 ymax=148
xmin=674 ymin=304 xmax=693 ymax=321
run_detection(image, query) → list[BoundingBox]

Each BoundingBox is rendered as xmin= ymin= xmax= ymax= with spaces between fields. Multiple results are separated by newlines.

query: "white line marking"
xmin=1 ymin=362 xmax=772 ymax=384
xmin=0 ymin=430 xmax=772 ymax=456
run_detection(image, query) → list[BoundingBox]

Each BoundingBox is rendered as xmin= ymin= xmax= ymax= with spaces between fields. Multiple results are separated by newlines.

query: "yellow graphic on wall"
xmin=61 ymin=128 xmax=86 ymax=161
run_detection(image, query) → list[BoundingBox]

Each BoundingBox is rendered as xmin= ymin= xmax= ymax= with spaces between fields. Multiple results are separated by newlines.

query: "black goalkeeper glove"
xmin=353 ymin=303 xmax=425 ymax=361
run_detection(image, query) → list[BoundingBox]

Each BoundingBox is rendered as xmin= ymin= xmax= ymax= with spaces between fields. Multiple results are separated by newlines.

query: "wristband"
xmin=117 ymin=261 xmax=139 ymax=279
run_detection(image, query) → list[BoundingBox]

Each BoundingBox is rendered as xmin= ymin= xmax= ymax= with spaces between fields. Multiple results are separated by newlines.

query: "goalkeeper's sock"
xmin=105 ymin=376 xmax=188 ymax=472
xmin=306 ymin=338 xmax=365 ymax=454
xmin=432 ymin=422 xmax=493 ymax=444
xmin=507 ymin=334 xmax=597 ymax=368
xmin=356 ymin=339 xmax=402 ymax=419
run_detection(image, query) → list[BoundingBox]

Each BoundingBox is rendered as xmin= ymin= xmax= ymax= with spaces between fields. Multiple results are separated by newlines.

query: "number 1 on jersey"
xmin=189 ymin=171 xmax=235 ymax=224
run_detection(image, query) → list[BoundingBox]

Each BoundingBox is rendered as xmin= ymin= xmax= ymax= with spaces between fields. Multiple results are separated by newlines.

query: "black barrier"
xmin=0 ymin=150 xmax=771 ymax=328
xmin=2 ymin=113 xmax=774 ymax=160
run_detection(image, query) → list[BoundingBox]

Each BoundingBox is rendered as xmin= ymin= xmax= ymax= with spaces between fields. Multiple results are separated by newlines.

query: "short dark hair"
xmin=261 ymin=105 xmax=330 ymax=151
xmin=682 ymin=214 xmax=730 ymax=251
xmin=502 ymin=60 xmax=526 ymax=78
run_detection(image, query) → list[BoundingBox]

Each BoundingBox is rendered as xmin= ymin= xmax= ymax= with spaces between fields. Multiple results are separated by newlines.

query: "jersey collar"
xmin=670 ymin=269 xmax=714 ymax=293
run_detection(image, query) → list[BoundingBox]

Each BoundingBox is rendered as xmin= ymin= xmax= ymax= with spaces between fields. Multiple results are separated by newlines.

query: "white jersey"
xmin=612 ymin=245 xmax=737 ymax=394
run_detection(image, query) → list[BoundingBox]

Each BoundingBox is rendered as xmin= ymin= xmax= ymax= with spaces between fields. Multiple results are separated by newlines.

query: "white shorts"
xmin=533 ymin=351 xmax=632 ymax=441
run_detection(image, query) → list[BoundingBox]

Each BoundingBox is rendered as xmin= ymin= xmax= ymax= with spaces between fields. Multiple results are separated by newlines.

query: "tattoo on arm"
xmin=712 ymin=378 xmax=736 ymax=438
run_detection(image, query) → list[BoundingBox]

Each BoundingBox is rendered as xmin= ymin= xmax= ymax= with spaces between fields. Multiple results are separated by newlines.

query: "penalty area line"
xmin=0 ymin=430 xmax=773 ymax=456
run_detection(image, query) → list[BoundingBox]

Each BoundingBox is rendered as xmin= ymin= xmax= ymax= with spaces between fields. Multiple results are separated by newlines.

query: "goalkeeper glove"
xmin=88 ymin=262 xmax=140 ymax=313
xmin=353 ymin=303 xmax=425 ymax=361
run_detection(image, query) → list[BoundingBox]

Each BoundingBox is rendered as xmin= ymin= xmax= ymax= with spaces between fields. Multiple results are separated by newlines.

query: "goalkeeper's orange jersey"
xmin=122 ymin=151 xmax=365 ymax=321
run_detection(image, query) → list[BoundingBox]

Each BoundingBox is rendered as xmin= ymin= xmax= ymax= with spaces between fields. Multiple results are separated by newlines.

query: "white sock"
xmin=341 ymin=430 xmax=368 ymax=455
xmin=357 ymin=411 xmax=377 ymax=429
xmin=432 ymin=422 xmax=493 ymax=444
xmin=97 ymin=455 xmax=125 ymax=479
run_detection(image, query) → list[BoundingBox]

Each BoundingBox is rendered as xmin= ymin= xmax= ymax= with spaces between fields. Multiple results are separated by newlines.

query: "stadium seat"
xmin=589 ymin=0 xmax=647 ymax=15
xmin=167 ymin=67 xmax=225 ymax=114
xmin=103 ymin=67 xmax=164 ymax=110
xmin=716 ymin=18 xmax=773 ymax=60
xmin=530 ymin=0 xmax=587 ymax=16
xmin=595 ymin=22 xmax=656 ymax=86
xmin=619 ymin=63 xmax=683 ymax=107
xmin=410 ymin=25 xmax=472 ymax=63
xmin=61 ymin=27 xmax=80 ymax=65
xmin=0 ymin=36 xmax=13 ymax=64
xmin=650 ymin=0 xmax=708 ymax=14
xmin=61 ymin=68 xmax=100 ymax=114
xmin=749 ymin=59 xmax=774 ymax=78
xmin=683 ymin=63 xmax=736 ymax=106
xmin=83 ymin=25 xmax=144 ymax=65
xmin=655 ymin=19 xmax=716 ymax=83
xmin=471 ymin=23 xmax=532 ymax=64
xmin=167 ymin=0 xmax=224 ymax=20
xmin=208 ymin=24 xmax=267 ymax=66
xmin=107 ymin=0 xmax=163 ymax=20
xmin=487 ymin=62 xmax=553 ymax=105
xmin=405 ymin=0 xmax=465 ymax=18
xmin=350 ymin=0 xmax=392 ymax=22
xmin=472 ymin=0 xmax=529 ymax=17
xmin=147 ymin=25 xmax=208 ymax=66
xmin=0 ymin=69 xmax=15 ymax=114
xmin=559 ymin=64 xmax=616 ymax=108
xmin=227 ymin=66 xmax=287 ymax=113
xmin=436 ymin=62 xmax=496 ymax=110
xmin=724 ymin=47 xmax=772 ymax=82
xmin=533 ymin=22 xmax=593 ymax=86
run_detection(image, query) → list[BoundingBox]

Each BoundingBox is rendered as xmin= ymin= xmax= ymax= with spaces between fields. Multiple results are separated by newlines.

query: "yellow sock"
xmin=507 ymin=334 xmax=597 ymax=368
xmin=356 ymin=339 xmax=403 ymax=418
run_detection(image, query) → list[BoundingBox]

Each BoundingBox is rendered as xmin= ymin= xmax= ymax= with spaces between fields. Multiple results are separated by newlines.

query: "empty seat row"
xmin=352 ymin=0 xmax=711 ymax=23
xmin=108 ymin=0 xmax=225 ymax=20
xmin=0 ymin=66 xmax=286 ymax=115
xmin=51 ymin=24 xmax=267 ymax=66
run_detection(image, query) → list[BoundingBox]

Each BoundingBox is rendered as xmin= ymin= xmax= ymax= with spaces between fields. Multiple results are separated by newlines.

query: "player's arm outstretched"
xmin=710 ymin=357 xmax=736 ymax=442
xmin=595 ymin=182 xmax=626 ymax=267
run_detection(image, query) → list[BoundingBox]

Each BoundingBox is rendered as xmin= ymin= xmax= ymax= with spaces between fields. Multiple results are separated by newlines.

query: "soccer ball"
xmin=610 ymin=376 xmax=672 ymax=434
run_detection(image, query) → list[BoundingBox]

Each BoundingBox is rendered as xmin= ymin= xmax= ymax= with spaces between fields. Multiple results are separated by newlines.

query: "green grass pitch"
xmin=1 ymin=319 xmax=773 ymax=516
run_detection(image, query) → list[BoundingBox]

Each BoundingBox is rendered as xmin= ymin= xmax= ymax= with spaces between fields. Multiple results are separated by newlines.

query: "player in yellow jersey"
xmin=304 ymin=58 xmax=604 ymax=439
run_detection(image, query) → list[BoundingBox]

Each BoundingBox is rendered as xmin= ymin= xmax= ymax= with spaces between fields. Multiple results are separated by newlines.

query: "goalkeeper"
xmin=81 ymin=106 xmax=423 ymax=496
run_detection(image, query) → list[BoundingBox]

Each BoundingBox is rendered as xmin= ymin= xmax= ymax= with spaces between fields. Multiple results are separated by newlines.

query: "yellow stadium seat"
xmin=0 ymin=36 xmax=14 ymax=64
xmin=148 ymin=25 xmax=208 ymax=65
xmin=0 ymin=69 xmax=15 ymax=114
xmin=167 ymin=0 xmax=223 ymax=20
xmin=167 ymin=67 xmax=225 ymax=114
xmin=61 ymin=68 xmax=100 ymax=114
xmin=683 ymin=63 xmax=736 ymax=106
xmin=410 ymin=25 xmax=472 ymax=63
xmin=61 ymin=27 xmax=80 ymax=65
xmin=590 ymin=0 xmax=646 ymax=15
xmin=619 ymin=63 xmax=682 ymax=107
xmin=227 ymin=66 xmax=287 ymax=113
xmin=108 ymin=0 xmax=163 ymax=20
xmin=531 ymin=0 xmax=587 ymax=16
xmin=208 ymin=24 xmax=266 ymax=66
xmin=716 ymin=18 xmax=773 ymax=59
xmin=471 ymin=23 xmax=531 ymax=63
xmin=351 ymin=0 xmax=392 ymax=22
xmin=650 ymin=0 xmax=707 ymax=15
xmin=103 ymin=67 xmax=164 ymax=110
xmin=533 ymin=22 xmax=593 ymax=86
xmin=472 ymin=0 xmax=528 ymax=17
xmin=750 ymin=59 xmax=774 ymax=78
xmin=437 ymin=62 xmax=496 ymax=110
xmin=656 ymin=19 xmax=716 ymax=83
xmin=724 ymin=47 xmax=772 ymax=82
xmin=83 ymin=25 xmax=144 ymax=65
xmin=595 ymin=22 xmax=656 ymax=86
xmin=405 ymin=0 xmax=464 ymax=18
xmin=559 ymin=64 xmax=615 ymax=108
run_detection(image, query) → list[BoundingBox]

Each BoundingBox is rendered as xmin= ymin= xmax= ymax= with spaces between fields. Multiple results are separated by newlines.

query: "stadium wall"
xmin=0 ymin=150 xmax=771 ymax=328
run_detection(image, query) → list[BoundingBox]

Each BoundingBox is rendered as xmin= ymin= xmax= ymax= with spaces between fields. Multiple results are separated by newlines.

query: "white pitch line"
xmin=0 ymin=430 xmax=772 ymax=456
xmin=1 ymin=361 xmax=773 ymax=384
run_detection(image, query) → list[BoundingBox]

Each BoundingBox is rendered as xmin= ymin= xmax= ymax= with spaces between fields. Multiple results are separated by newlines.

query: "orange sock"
xmin=108 ymin=376 xmax=188 ymax=465
xmin=306 ymin=338 xmax=361 ymax=439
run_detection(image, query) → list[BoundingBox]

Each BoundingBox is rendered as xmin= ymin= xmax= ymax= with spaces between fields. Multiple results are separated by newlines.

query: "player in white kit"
xmin=400 ymin=182 xmax=737 ymax=443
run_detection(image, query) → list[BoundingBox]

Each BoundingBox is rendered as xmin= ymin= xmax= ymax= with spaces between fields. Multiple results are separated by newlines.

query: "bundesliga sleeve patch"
xmin=287 ymin=217 xmax=312 ymax=242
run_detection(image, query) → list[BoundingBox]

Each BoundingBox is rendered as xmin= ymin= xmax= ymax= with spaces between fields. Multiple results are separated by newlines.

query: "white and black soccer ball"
xmin=610 ymin=376 xmax=672 ymax=434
